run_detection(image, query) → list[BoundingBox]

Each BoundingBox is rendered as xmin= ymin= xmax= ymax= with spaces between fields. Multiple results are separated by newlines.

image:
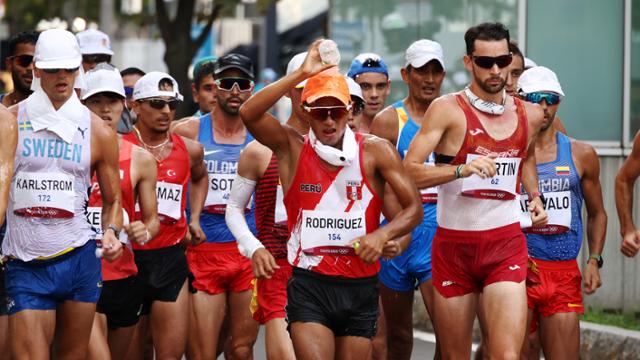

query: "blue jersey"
xmin=522 ymin=132 xmax=583 ymax=260
xmin=198 ymin=113 xmax=256 ymax=243
xmin=393 ymin=100 xmax=437 ymax=222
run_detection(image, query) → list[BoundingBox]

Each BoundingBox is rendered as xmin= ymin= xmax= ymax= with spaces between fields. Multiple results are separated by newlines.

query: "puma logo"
xmin=469 ymin=128 xmax=484 ymax=136
xmin=77 ymin=127 xmax=88 ymax=139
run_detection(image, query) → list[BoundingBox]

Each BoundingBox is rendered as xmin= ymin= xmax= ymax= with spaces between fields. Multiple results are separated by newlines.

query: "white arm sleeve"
xmin=225 ymin=175 xmax=264 ymax=259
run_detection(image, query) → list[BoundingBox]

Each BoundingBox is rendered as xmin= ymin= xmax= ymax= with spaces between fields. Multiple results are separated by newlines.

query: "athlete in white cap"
xmin=76 ymin=29 xmax=114 ymax=72
xmin=122 ymin=71 xmax=207 ymax=359
xmin=3 ymin=28 xmax=123 ymax=359
xmin=81 ymin=64 xmax=161 ymax=360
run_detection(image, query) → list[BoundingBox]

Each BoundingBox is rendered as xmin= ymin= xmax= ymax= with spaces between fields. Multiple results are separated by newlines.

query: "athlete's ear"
xmin=400 ymin=67 xmax=409 ymax=84
xmin=463 ymin=55 xmax=473 ymax=71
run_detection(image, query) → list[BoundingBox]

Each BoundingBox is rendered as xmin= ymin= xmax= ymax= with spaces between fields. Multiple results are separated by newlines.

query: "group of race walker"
xmin=0 ymin=20 xmax=639 ymax=360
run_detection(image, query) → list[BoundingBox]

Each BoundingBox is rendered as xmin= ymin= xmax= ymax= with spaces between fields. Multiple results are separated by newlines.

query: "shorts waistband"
xmin=134 ymin=243 xmax=184 ymax=257
xmin=292 ymin=267 xmax=378 ymax=285
xmin=12 ymin=240 xmax=93 ymax=266
xmin=529 ymin=258 xmax=578 ymax=271
xmin=188 ymin=241 xmax=238 ymax=253
xmin=436 ymin=222 xmax=522 ymax=242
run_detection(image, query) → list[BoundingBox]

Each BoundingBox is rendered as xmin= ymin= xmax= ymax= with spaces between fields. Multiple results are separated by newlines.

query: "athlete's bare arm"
xmin=171 ymin=116 xmax=200 ymax=140
xmin=240 ymin=40 xmax=333 ymax=189
xmin=0 ymin=106 xmax=17 ymax=226
xmin=184 ymin=137 xmax=208 ymax=244
xmin=370 ymin=106 xmax=400 ymax=146
xmin=521 ymin=102 xmax=547 ymax=226
xmin=353 ymin=136 xmax=422 ymax=263
xmin=573 ymin=140 xmax=606 ymax=293
xmin=616 ymin=132 xmax=640 ymax=257
xmin=91 ymin=115 xmax=123 ymax=261
xmin=127 ymin=146 xmax=160 ymax=244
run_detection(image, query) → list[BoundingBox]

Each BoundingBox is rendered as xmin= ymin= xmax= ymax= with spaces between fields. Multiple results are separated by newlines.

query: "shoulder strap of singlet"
xmin=392 ymin=100 xmax=409 ymax=130
xmin=119 ymin=139 xmax=134 ymax=162
xmin=513 ymin=97 xmax=529 ymax=155
xmin=555 ymin=131 xmax=572 ymax=160
xmin=454 ymin=93 xmax=484 ymax=130
xmin=198 ymin=113 xmax=212 ymax=143
xmin=172 ymin=132 xmax=188 ymax=153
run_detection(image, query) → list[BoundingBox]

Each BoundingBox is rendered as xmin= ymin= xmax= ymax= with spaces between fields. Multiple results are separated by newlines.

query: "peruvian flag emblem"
xmin=346 ymin=180 xmax=362 ymax=201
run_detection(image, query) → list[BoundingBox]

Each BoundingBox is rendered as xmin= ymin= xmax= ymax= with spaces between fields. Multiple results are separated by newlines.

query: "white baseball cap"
xmin=405 ymin=39 xmax=445 ymax=70
xmin=33 ymin=29 xmax=82 ymax=69
xmin=346 ymin=76 xmax=363 ymax=102
xmin=286 ymin=52 xmax=307 ymax=88
xmin=524 ymin=57 xmax=537 ymax=69
xmin=76 ymin=29 xmax=114 ymax=56
xmin=133 ymin=71 xmax=183 ymax=101
xmin=81 ymin=64 xmax=125 ymax=100
xmin=517 ymin=66 xmax=564 ymax=96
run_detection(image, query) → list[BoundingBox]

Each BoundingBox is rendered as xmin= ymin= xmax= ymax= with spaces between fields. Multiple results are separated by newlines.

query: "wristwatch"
xmin=588 ymin=254 xmax=603 ymax=268
xmin=106 ymin=224 xmax=120 ymax=240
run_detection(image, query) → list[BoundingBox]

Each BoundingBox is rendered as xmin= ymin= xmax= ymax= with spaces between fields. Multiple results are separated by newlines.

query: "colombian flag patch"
xmin=556 ymin=166 xmax=570 ymax=176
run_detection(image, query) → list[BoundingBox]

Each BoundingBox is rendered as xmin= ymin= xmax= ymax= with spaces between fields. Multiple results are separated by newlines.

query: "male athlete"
xmin=370 ymin=39 xmax=446 ymax=359
xmin=3 ymin=28 xmax=123 ymax=359
xmin=172 ymin=53 xmax=259 ymax=359
xmin=404 ymin=23 xmax=547 ymax=358
xmin=517 ymin=66 xmax=605 ymax=359
xmin=81 ymin=64 xmax=160 ymax=360
xmin=123 ymin=71 xmax=208 ymax=359
xmin=347 ymin=53 xmax=391 ymax=133
xmin=240 ymin=40 xmax=422 ymax=360
xmin=2 ymin=31 xmax=39 ymax=107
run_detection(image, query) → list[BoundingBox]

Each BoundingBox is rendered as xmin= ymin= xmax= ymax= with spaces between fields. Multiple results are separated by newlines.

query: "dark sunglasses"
xmin=471 ymin=54 xmax=513 ymax=69
xmin=303 ymin=105 xmax=351 ymax=120
xmin=124 ymin=86 xmax=134 ymax=98
xmin=10 ymin=54 xmax=34 ymax=67
xmin=523 ymin=91 xmax=561 ymax=106
xmin=83 ymin=54 xmax=112 ymax=64
xmin=42 ymin=67 xmax=79 ymax=74
xmin=215 ymin=77 xmax=254 ymax=92
xmin=141 ymin=98 xmax=180 ymax=110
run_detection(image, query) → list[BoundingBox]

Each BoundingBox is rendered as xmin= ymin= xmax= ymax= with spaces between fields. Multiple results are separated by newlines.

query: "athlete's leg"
xmin=518 ymin=309 xmax=535 ymax=360
xmin=87 ymin=313 xmax=110 ymax=360
xmin=418 ymin=279 xmax=441 ymax=359
xmin=9 ymin=310 xmax=55 ymax=360
xmin=54 ymin=300 xmax=98 ymax=359
xmin=150 ymin=281 xmax=190 ymax=360
xmin=290 ymin=322 xmax=335 ymax=360
xmin=335 ymin=336 xmax=373 ymax=360
xmin=124 ymin=316 xmax=150 ymax=360
xmin=108 ymin=325 xmax=138 ymax=360
xmin=479 ymin=281 xmax=527 ymax=360
xmin=188 ymin=290 xmax=227 ymax=360
xmin=433 ymin=290 xmax=477 ymax=359
xmin=380 ymin=284 xmax=414 ymax=359
xmin=265 ymin=318 xmax=295 ymax=360
xmin=371 ymin=297 xmax=388 ymax=360
xmin=0 ymin=315 xmax=9 ymax=358
xmin=539 ymin=312 xmax=579 ymax=360
xmin=227 ymin=290 xmax=259 ymax=359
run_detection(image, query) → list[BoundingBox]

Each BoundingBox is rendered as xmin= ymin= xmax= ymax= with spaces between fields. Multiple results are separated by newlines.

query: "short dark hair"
xmin=194 ymin=61 xmax=216 ymax=89
xmin=158 ymin=78 xmax=174 ymax=91
xmin=509 ymin=41 xmax=525 ymax=71
xmin=464 ymin=22 xmax=510 ymax=55
xmin=8 ymin=31 xmax=39 ymax=56
xmin=120 ymin=67 xmax=145 ymax=77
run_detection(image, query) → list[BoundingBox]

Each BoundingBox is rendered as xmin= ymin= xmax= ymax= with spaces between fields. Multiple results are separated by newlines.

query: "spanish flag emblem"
xmin=556 ymin=166 xmax=570 ymax=176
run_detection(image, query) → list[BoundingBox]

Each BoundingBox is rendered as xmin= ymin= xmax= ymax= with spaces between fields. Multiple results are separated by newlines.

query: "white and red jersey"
xmin=436 ymin=93 xmax=529 ymax=231
xmin=123 ymin=132 xmax=190 ymax=250
xmin=88 ymin=139 xmax=137 ymax=281
xmin=284 ymin=133 xmax=382 ymax=278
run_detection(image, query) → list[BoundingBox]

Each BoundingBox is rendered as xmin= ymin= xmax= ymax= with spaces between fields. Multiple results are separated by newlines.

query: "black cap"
xmin=214 ymin=53 xmax=254 ymax=79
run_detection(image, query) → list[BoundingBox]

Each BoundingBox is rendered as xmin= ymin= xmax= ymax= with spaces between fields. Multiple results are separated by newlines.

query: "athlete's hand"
xmin=382 ymin=240 xmax=402 ymax=260
xmin=528 ymin=197 xmax=548 ymax=227
xmin=301 ymin=39 xmax=338 ymax=78
xmin=583 ymin=261 xmax=602 ymax=294
xmin=189 ymin=221 xmax=206 ymax=246
xmin=351 ymin=232 xmax=386 ymax=264
xmin=251 ymin=248 xmax=280 ymax=279
xmin=620 ymin=230 xmax=640 ymax=257
xmin=124 ymin=221 xmax=150 ymax=245
xmin=101 ymin=231 xmax=123 ymax=262
xmin=460 ymin=155 xmax=497 ymax=179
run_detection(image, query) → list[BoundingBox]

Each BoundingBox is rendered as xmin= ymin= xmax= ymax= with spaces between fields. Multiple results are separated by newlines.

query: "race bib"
xmin=300 ymin=210 xmax=366 ymax=256
xmin=520 ymin=191 xmax=571 ymax=234
xmin=156 ymin=181 xmax=183 ymax=222
xmin=274 ymin=184 xmax=287 ymax=224
xmin=461 ymin=155 xmax=520 ymax=200
xmin=86 ymin=207 xmax=130 ymax=242
xmin=204 ymin=173 xmax=252 ymax=214
xmin=13 ymin=172 xmax=75 ymax=218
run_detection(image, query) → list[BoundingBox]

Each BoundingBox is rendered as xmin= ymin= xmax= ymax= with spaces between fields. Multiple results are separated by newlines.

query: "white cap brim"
xmin=407 ymin=55 xmax=445 ymax=70
xmin=81 ymin=87 xmax=125 ymax=100
xmin=519 ymin=84 xmax=565 ymax=97
xmin=80 ymin=46 xmax=114 ymax=56
xmin=35 ymin=57 xmax=82 ymax=69
xmin=133 ymin=90 xmax=184 ymax=101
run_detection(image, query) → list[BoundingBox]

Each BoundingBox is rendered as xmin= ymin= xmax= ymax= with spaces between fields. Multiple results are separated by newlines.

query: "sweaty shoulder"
xmin=171 ymin=116 xmax=200 ymax=140
xmin=181 ymin=136 xmax=205 ymax=161
xmin=243 ymin=139 xmax=273 ymax=163
xmin=91 ymin=112 xmax=116 ymax=139
xmin=131 ymin=144 xmax=156 ymax=166
xmin=570 ymin=138 xmax=598 ymax=164
xmin=522 ymin=100 xmax=544 ymax=129
xmin=362 ymin=133 xmax=397 ymax=158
